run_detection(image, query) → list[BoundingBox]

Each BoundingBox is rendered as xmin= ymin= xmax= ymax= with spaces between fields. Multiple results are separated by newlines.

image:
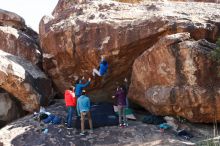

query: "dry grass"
xmin=114 ymin=0 xmax=144 ymax=3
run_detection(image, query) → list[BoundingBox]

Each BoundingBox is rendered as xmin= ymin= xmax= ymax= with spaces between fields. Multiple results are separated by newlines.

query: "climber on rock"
xmin=92 ymin=55 xmax=108 ymax=77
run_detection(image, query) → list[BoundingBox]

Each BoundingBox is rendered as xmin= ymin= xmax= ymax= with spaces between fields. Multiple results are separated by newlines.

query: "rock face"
xmin=0 ymin=50 xmax=53 ymax=112
xmin=39 ymin=0 xmax=220 ymax=103
xmin=128 ymin=33 xmax=220 ymax=122
xmin=52 ymin=0 xmax=220 ymax=15
xmin=0 ymin=9 xmax=42 ymax=66
xmin=0 ymin=9 xmax=25 ymax=29
xmin=0 ymin=89 xmax=24 ymax=127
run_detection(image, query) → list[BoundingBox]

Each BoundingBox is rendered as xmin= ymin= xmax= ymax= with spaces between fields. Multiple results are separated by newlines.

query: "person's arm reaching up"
xmin=80 ymin=78 xmax=91 ymax=88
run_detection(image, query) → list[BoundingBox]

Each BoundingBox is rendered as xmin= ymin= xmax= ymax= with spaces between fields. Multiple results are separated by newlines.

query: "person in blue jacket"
xmin=75 ymin=77 xmax=91 ymax=98
xmin=92 ymin=56 xmax=108 ymax=77
xmin=77 ymin=90 xmax=93 ymax=136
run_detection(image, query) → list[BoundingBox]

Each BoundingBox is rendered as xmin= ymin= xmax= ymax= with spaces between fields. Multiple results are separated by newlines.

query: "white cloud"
xmin=0 ymin=0 xmax=58 ymax=32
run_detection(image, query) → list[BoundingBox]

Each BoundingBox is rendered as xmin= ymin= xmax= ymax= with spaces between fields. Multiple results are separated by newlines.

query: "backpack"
xmin=43 ymin=114 xmax=55 ymax=124
xmin=52 ymin=116 xmax=61 ymax=125
xmin=40 ymin=113 xmax=49 ymax=121
xmin=159 ymin=123 xmax=172 ymax=129
xmin=142 ymin=115 xmax=166 ymax=125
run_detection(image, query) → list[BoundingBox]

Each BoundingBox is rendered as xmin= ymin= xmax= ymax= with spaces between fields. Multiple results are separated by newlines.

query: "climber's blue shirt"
xmin=99 ymin=61 xmax=108 ymax=76
xmin=75 ymin=81 xmax=90 ymax=97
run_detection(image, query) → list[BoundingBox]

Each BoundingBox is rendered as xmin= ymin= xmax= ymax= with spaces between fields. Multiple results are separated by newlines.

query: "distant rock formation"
xmin=0 ymin=9 xmax=42 ymax=66
xmin=0 ymin=9 xmax=25 ymax=29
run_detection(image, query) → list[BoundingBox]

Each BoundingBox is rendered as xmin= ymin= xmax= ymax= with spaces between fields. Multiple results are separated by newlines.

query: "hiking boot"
xmin=80 ymin=132 xmax=85 ymax=136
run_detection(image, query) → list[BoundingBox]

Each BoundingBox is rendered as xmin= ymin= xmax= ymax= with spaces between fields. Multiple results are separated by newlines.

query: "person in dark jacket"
xmin=92 ymin=56 xmax=108 ymax=77
xmin=75 ymin=77 xmax=91 ymax=98
xmin=64 ymin=86 xmax=76 ymax=129
xmin=112 ymin=85 xmax=128 ymax=127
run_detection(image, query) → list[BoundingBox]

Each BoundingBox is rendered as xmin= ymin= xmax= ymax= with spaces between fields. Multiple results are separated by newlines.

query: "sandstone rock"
xmin=0 ymin=89 xmax=24 ymax=127
xmin=39 ymin=0 xmax=220 ymax=102
xmin=0 ymin=9 xmax=25 ymax=29
xmin=0 ymin=50 xmax=53 ymax=112
xmin=52 ymin=0 xmax=220 ymax=16
xmin=128 ymin=32 xmax=220 ymax=122
xmin=52 ymin=0 xmax=90 ymax=16
xmin=0 ymin=9 xmax=42 ymax=66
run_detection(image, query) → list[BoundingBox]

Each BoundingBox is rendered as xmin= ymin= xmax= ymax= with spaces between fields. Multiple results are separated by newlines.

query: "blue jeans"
xmin=66 ymin=106 xmax=74 ymax=127
xmin=126 ymin=97 xmax=129 ymax=107
xmin=118 ymin=105 xmax=127 ymax=124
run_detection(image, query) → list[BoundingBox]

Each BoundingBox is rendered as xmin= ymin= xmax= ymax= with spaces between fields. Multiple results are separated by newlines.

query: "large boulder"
xmin=0 ymin=9 xmax=41 ymax=66
xmin=39 ymin=0 xmax=220 ymax=101
xmin=128 ymin=33 xmax=220 ymax=122
xmin=0 ymin=9 xmax=25 ymax=29
xmin=0 ymin=50 xmax=53 ymax=112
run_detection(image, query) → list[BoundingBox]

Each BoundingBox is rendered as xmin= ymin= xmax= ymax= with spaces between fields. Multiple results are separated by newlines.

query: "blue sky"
xmin=0 ymin=0 xmax=58 ymax=32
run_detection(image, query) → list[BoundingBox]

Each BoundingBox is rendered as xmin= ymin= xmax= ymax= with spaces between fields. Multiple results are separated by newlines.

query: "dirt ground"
xmin=0 ymin=100 xmax=219 ymax=146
